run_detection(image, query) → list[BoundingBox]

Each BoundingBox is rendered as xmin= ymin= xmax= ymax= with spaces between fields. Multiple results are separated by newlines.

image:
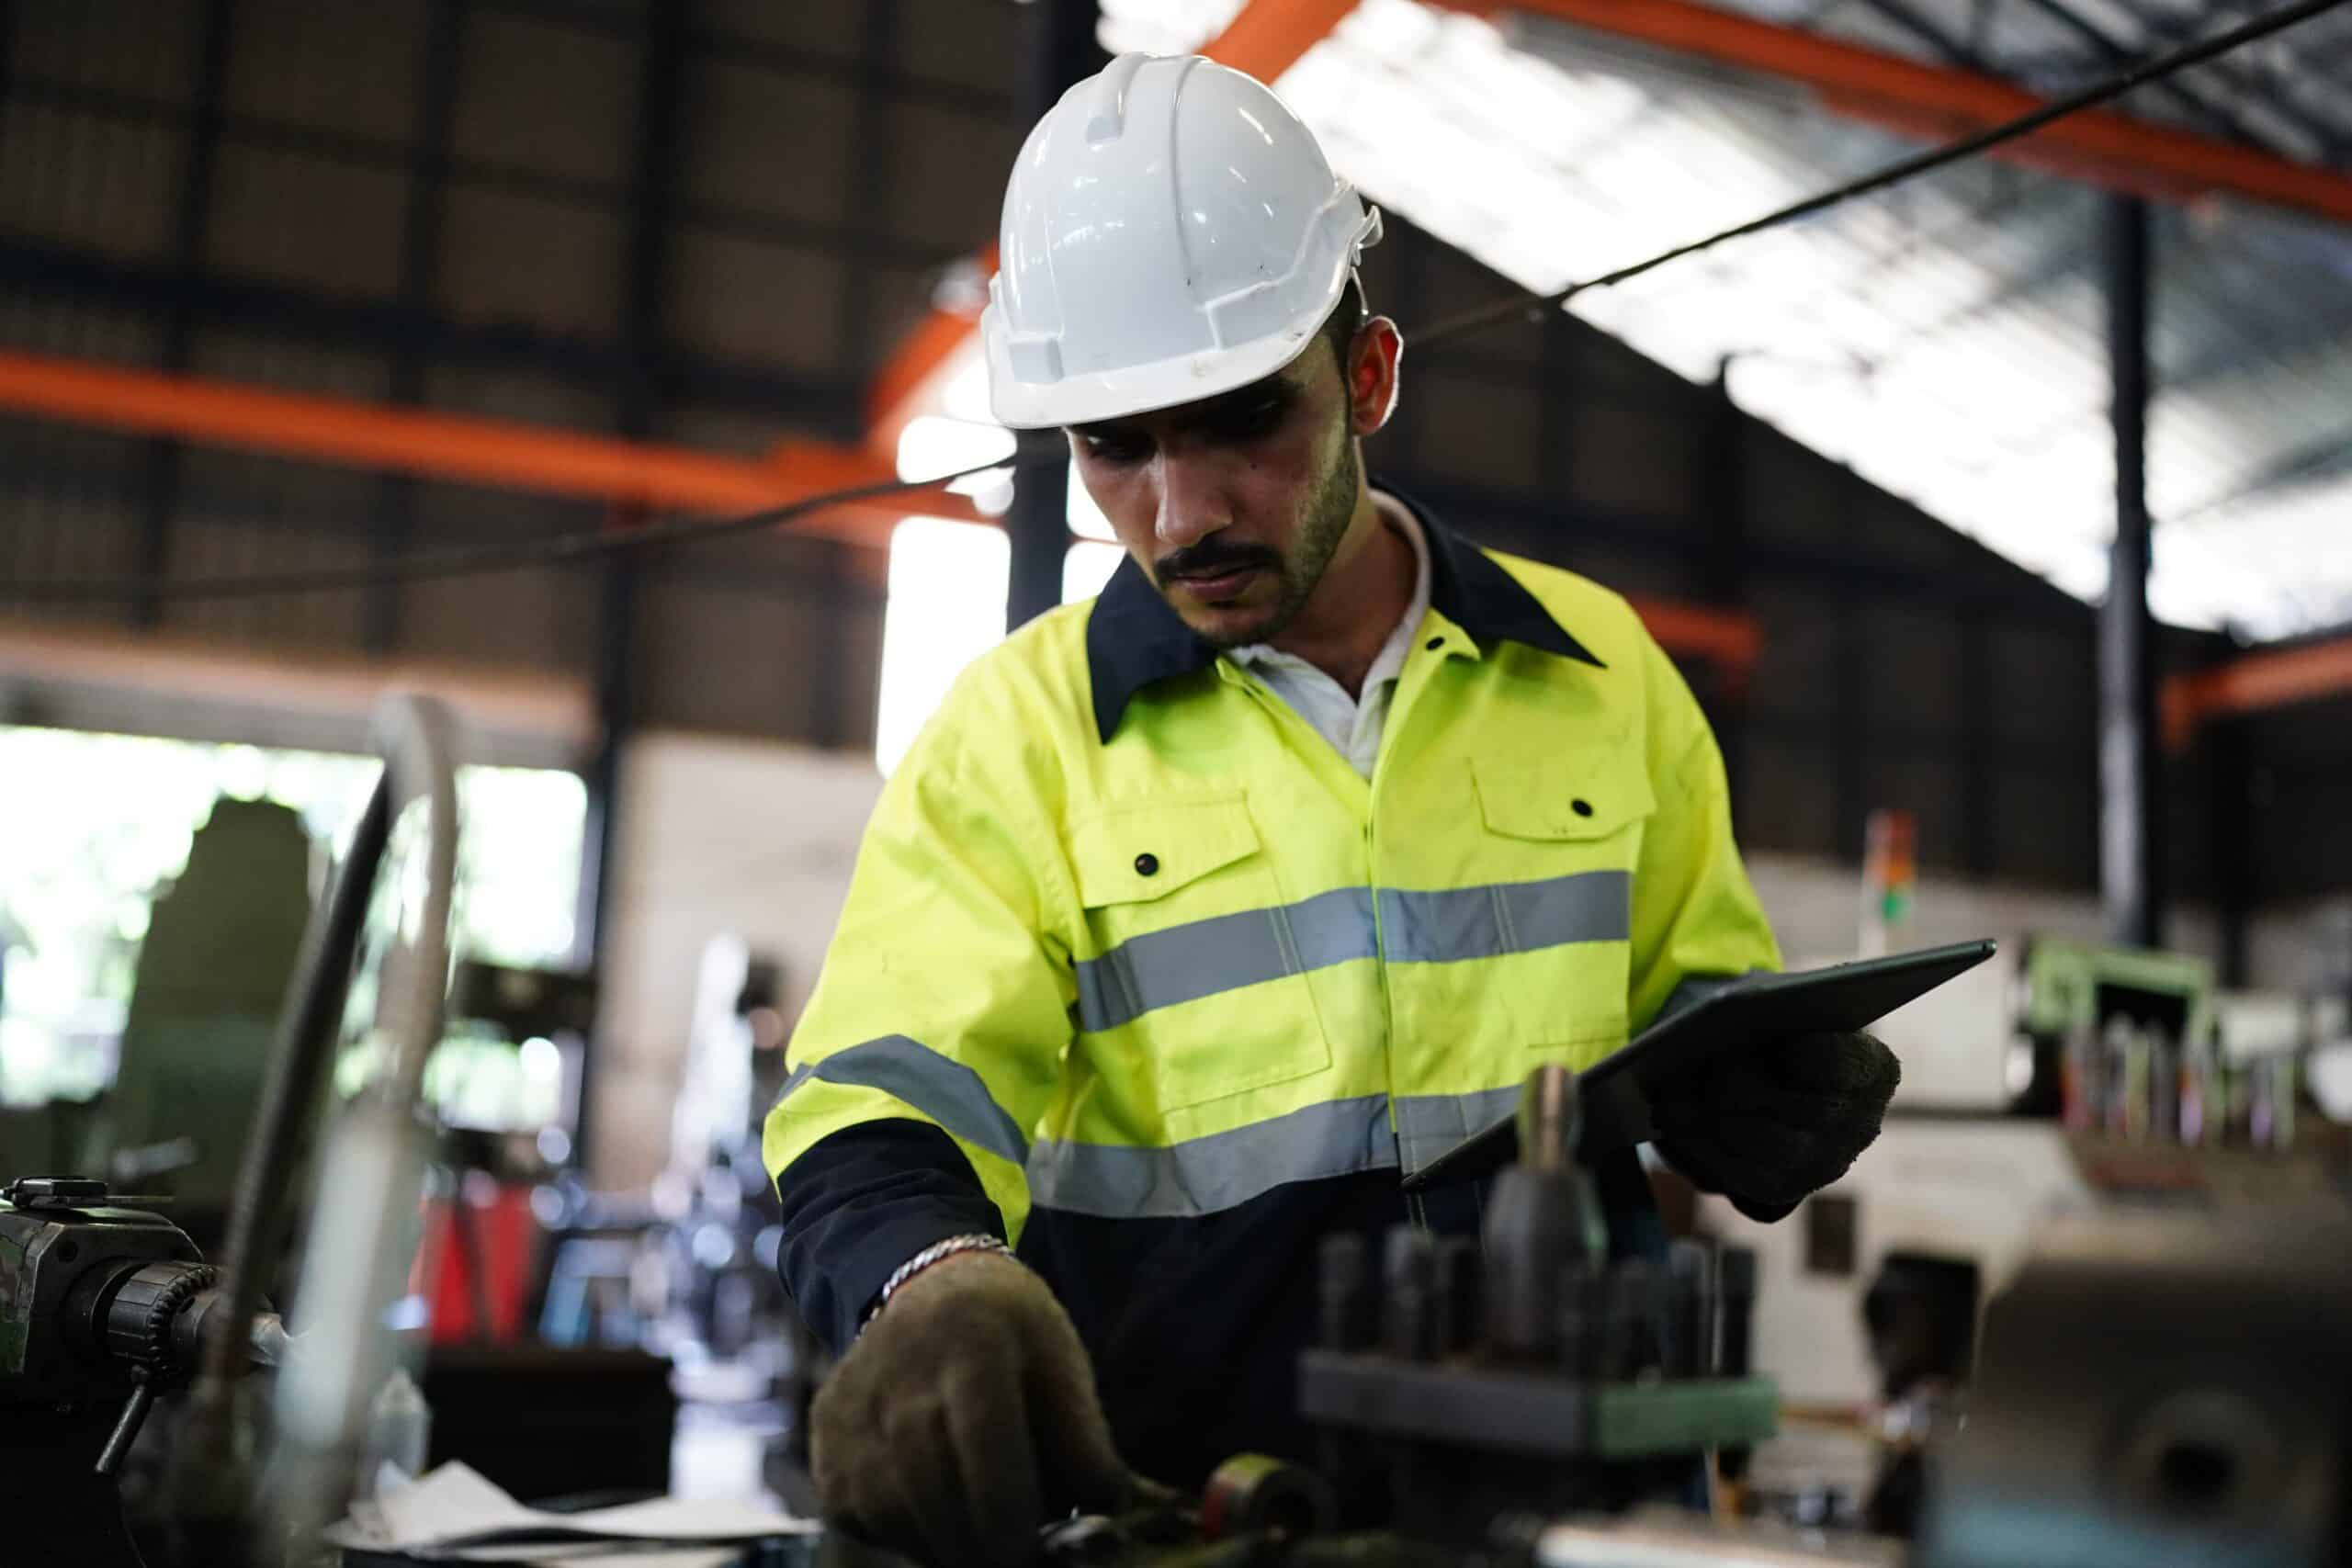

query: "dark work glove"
xmin=1652 ymin=1030 xmax=1900 ymax=1224
xmin=811 ymin=1250 xmax=1148 ymax=1567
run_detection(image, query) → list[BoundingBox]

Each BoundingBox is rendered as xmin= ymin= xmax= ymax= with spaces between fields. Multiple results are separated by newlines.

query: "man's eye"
xmin=1084 ymin=434 xmax=1150 ymax=464
xmin=1207 ymin=400 xmax=1286 ymax=441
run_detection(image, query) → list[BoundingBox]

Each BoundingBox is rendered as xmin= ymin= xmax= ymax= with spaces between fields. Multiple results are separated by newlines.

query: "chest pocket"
xmin=1469 ymin=754 xmax=1655 ymax=1060
xmin=1067 ymin=795 xmax=1335 ymax=1113
xmin=1473 ymin=754 xmax=1656 ymax=850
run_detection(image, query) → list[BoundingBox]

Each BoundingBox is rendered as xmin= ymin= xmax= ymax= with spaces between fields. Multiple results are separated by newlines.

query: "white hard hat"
xmin=982 ymin=52 xmax=1383 ymax=431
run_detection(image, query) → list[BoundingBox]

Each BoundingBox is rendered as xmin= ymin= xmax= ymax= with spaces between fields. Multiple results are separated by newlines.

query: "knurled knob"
xmin=102 ymin=1260 xmax=220 ymax=1383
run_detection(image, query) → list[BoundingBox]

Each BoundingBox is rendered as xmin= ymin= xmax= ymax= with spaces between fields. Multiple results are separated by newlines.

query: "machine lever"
xmin=95 ymin=1374 xmax=157 ymax=1478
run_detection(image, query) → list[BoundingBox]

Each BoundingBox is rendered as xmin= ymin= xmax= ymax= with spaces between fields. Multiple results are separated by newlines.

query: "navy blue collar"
xmin=1082 ymin=481 xmax=1604 ymax=742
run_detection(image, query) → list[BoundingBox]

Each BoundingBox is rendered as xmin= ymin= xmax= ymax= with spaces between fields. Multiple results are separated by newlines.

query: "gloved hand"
xmin=811 ymin=1250 xmax=1144 ymax=1567
xmin=1652 ymin=1030 xmax=1900 ymax=1224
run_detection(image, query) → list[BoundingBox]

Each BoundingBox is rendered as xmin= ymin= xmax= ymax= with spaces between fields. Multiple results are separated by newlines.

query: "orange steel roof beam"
xmin=0 ymin=344 xmax=1758 ymax=671
xmin=0 ymin=348 xmax=975 ymax=548
xmin=867 ymin=0 xmax=2352 ymax=465
xmin=2162 ymin=635 xmax=2352 ymax=750
xmin=0 ymin=346 xmax=1758 ymax=673
xmin=1447 ymin=0 xmax=2352 ymax=226
xmin=864 ymin=254 xmax=996 ymax=458
xmin=1627 ymin=594 xmax=1763 ymax=685
xmin=860 ymin=0 xmax=1363 ymax=459
xmin=1196 ymin=0 xmax=1367 ymax=81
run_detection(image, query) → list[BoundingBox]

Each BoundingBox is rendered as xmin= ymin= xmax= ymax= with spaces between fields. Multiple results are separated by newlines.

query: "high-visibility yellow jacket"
xmin=764 ymin=489 xmax=1780 ymax=1483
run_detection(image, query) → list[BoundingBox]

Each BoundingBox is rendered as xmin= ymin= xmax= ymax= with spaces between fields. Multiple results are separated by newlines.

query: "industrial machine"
xmin=797 ymin=1057 xmax=2351 ymax=1568
xmin=10 ymin=956 xmax=2345 ymax=1566
xmin=0 ymin=695 xmax=462 ymax=1568
xmin=801 ymin=1065 xmax=1782 ymax=1568
xmin=12 ymin=705 xmax=2346 ymax=1568
xmin=2008 ymin=934 xmax=2216 ymax=1126
xmin=2014 ymin=935 xmax=2215 ymax=1046
xmin=1302 ymin=1065 xmax=1770 ymax=1540
xmin=1917 ymin=1200 xmax=2352 ymax=1568
xmin=0 ymin=1176 xmax=285 ymax=1565
xmin=96 ymin=797 xmax=314 ymax=1256
xmin=655 ymin=934 xmax=795 ymax=1365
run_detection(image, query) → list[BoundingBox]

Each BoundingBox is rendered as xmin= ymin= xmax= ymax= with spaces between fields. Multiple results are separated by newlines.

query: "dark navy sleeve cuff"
xmin=773 ymin=1119 xmax=1006 ymax=1353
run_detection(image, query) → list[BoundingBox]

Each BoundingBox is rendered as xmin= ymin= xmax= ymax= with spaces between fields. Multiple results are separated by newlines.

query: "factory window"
xmin=1064 ymin=540 xmax=1125 ymax=604
xmin=1067 ymin=459 xmax=1115 ymax=541
xmin=874 ymin=516 xmax=1012 ymax=777
xmin=872 ymin=460 xmax=1123 ymax=773
xmin=0 ymin=726 xmax=585 ymax=1109
xmin=1063 ymin=464 xmax=1125 ymax=603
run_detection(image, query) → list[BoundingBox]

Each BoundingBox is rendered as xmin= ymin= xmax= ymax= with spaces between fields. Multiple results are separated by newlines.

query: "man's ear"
xmin=1347 ymin=317 xmax=1404 ymax=436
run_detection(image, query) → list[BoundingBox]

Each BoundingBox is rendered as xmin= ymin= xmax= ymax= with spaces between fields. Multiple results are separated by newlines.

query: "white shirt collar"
xmin=1230 ymin=494 xmax=1432 ymax=691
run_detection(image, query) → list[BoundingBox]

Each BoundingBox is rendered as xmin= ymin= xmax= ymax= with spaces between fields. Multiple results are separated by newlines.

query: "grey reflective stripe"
xmin=774 ymin=1036 xmax=1029 ymax=1167
xmin=1072 ymin=873 xmax=1629 ymax=1033
xmin=1074 ymin=886 xmax=1376 ymax=1032
xmin=1394 ymin=1084 xmax=1523 ymax=1177
xmin=1027 ymin=1093 xmax=1397 ymax=1219
xmin=1380 ymin=870 xmax=1630 ymax=964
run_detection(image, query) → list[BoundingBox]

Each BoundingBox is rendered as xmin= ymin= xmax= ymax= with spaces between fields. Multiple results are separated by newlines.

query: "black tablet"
xmin=1400 ymin=938 xmax=1998 ymax=1193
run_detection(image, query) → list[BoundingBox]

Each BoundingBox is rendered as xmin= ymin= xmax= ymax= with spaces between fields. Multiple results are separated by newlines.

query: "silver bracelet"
xmin=865 ymin=1234 xmax=1012 ymax=1328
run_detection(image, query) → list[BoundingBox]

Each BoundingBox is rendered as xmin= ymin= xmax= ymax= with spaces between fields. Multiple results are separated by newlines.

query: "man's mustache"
xmin=1156 ymin=542 xmax=1283 ymax=581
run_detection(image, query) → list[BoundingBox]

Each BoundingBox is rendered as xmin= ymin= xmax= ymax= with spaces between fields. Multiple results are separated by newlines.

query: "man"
xmin=764 ymin=52 xmax=1898 ymax=1568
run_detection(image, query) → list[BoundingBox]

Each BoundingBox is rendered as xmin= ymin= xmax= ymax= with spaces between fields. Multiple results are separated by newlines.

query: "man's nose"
xmin=1153 ymin=457 xmax=1230 ymax=550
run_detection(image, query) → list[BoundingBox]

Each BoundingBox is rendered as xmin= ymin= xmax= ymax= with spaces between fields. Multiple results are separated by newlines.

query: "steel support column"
xmin=132 ymin=0 xmax=233 ymax=631
xmin=366 ymin=0 xmax=465 ymax=654
xmin=843 ymin=0 xmax=901 ymax=367
xmin=1004 ymin=0 xmax=1103 ymax=632
xmin=575 ymin=0 xmax=690 ymax=1169
xmin=1959 ymin=610 xmax=1996 ymax=879
xmin=1834 ymin=470 xmax=1868 ymax=866
xmin=2213 ymin=716 xmax=2253 ymax=986
xmin=1700 ymin=361 xmax=1749 ymax=806
xmin=2099 ymin=195 xmax=2162 ymax=949
xmin=1006 ymin=458 xmax=1070 ymax=632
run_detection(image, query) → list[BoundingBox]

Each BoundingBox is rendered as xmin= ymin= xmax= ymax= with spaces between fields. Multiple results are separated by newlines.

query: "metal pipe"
xmin=2099 ymin=195 xmax=2161 ymax=949
xmin=260 ymin=694 xmax=460 ymax=1548
xmin=194 ymin=779 xmax=393 ymax=1406
xmin=166 ymin=770 xmax=393 ymax=1562
xmin=167 ymin=694 xmax=462 ymax=1561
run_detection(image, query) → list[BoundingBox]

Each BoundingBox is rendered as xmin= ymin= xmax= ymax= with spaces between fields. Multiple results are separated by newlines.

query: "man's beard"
xmin=1155 ymin=439 xmax=1361 ymax=650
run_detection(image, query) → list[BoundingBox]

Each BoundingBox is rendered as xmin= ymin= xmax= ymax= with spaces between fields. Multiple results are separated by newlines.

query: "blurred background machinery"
xmin=800 ymin=1064 xmax=2349 ymax=1568
xmin=97 ymin=798 xmax=312 ymax=1257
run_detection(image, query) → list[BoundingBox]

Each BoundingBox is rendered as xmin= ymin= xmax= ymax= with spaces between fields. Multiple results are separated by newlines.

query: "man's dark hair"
xmin=1317 ymin=276 xmax=1368 ymax=378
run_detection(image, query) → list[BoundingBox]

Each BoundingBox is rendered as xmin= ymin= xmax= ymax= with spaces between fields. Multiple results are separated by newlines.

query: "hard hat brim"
xmin=983 ymin=303 xmax=1332 ymax=432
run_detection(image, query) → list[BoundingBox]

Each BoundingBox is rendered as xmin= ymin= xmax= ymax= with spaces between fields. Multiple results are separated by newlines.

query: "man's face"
xmin=1068 ymin=335 xmax=1367 ymax=649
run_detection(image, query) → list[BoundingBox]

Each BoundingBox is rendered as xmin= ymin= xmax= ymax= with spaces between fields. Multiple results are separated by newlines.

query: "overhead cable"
xmin=0 ymin=460 xmax=1033 ymax=604
xmin=4 ymin=0 xmax=2340 ymax=607
xmin=1409 ymin=0 xmax=2348 ymax=348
